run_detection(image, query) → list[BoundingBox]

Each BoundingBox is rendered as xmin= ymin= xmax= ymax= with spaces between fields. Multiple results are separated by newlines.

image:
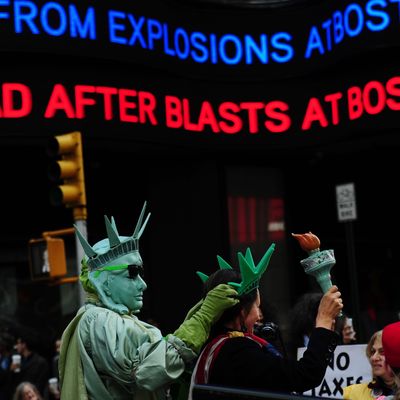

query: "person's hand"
xmin=49 ymin=386 xmax=61 ymax=399
xmin=173 ymin=284 xmax=239 ymax=353
xmin=9 ymin=362 xmax=19 ymax=372
xmin=200 ymin=283 xmax=239 ymax=324
xmin=315 ymin=285 xmax=343 ymax=330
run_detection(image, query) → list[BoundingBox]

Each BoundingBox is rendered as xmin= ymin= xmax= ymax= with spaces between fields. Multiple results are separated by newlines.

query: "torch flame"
xmin=291 ymin=231 xmax=320 ymax=253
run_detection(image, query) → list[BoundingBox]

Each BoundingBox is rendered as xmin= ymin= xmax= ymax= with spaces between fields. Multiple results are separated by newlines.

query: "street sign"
xmin=336 ymin=183 xmax=357 ymax=222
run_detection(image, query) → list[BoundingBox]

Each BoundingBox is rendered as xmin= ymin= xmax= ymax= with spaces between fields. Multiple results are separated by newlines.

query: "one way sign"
xmin=336 ymin=183 xmax=357 ymax=222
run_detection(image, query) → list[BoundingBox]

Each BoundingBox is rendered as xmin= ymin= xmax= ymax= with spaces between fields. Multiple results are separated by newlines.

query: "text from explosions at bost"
xmin=1 ymin=0 xmax=400 ymax=67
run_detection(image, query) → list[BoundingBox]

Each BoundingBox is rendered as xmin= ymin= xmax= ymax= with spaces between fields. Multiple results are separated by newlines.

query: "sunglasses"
xmin=127 ymin=264 xmax=144 ymax=279
xmin=93 ymin=264 xmax=144 ymax=278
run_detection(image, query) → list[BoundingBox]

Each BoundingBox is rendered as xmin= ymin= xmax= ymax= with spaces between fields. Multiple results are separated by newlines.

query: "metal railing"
xmin=192 ymin=384 xmax=328 ymax=400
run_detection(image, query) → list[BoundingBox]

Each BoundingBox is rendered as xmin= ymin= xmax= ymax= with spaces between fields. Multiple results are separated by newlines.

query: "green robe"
xmin=59 ymin=304 xmax=195 ymax=400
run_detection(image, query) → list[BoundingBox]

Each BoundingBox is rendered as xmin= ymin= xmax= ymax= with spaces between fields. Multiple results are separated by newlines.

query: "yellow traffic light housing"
xmin=28 ymin=227 xmax=78 ymax=283
xmin=29 ymin=237 xmax=67 ymax=280
xmin=47 ymin=131 xmax=86 ymax=208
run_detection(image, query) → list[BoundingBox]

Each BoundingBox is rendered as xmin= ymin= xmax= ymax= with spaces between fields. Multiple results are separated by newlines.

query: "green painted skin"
xmin=95 ymin=266 xmax=147 ymax=314
xmin=87 ymin=238 xmax=147 ymax=315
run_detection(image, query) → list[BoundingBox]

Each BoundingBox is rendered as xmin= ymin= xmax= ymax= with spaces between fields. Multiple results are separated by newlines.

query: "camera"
xmin=253 ymin=322 xmax=279 ymax=341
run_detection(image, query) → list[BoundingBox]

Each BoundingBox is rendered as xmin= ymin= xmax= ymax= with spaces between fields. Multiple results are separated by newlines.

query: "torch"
xmin=292 ymin=232 xmax=336 ymax=294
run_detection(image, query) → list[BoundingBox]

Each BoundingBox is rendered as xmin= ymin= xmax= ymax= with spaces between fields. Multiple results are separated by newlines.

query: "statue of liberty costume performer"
xmin=58 ymin=202 xmax=238 ymax=400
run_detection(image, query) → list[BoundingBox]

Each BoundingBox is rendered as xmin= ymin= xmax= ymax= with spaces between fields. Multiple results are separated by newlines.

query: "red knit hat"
xmin=382 ymin=321 xmax=400 ymax=368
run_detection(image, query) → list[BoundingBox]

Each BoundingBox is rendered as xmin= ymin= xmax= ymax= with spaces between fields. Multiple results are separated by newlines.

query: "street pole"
xmin=74 ymin=207 xmax=87 ymax=307
xmin=335 ymin=183 xmax=362 ymax=341
xmin=345 ymin=221 xmax=363 ymax=342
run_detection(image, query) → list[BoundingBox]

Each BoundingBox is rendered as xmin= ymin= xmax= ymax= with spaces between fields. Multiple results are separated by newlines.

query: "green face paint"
xmin=99 ymin=264 xmax=147 ymax=313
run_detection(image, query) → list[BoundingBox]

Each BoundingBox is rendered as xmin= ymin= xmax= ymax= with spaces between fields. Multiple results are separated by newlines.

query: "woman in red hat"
xmin=382 ymin=321 xmax=400 ymax=399
xmin=343 ymin=329 xmax=395 ymax=399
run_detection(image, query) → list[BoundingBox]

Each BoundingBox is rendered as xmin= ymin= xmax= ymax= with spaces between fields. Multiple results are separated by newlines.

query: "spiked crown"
xmin=197 ymin=243 xmax=275 ymax=295
xmin=75 ymin=202 xmax=151 ymax=271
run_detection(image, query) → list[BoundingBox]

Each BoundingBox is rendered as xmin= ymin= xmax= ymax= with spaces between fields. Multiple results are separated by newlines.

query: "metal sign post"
xmin=335 ymin=183 xmax=363 ymax=342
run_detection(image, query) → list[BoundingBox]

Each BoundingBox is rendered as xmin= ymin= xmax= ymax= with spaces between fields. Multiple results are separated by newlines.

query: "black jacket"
xmin=13 ymin=352 xmax=49 ymax=395
xmin=208 ymin=327 xmax=338 ymax=393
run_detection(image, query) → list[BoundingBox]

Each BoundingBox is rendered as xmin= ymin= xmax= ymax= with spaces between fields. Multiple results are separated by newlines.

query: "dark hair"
xmin=290 ymin=292 xmax=322 ymax=336
xmin=203 ymin=268 xmax=258 ymax=336
xmin=16 ymin=328 xmax=40 ymax=351
xmin=287 ymin=292 xmax=322 ymax=358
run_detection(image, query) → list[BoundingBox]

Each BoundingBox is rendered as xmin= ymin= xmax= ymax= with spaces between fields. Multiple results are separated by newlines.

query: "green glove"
xmin=173 ymin=283 xmax=239 ymax=353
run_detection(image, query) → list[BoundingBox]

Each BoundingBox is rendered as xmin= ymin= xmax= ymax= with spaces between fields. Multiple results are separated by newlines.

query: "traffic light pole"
xmin=74 ymin=207 xmax=87 ymax=307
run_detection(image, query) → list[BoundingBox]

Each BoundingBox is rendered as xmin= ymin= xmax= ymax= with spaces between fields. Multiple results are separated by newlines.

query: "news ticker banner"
xmin=0 ymin=0 xmax=399 ymax=80
xmin=0 ymin=68 xmax=399 ymax=149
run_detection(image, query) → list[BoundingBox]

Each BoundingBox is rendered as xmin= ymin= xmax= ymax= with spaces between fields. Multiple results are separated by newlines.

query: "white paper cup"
xmin=12 ymin=354 xmax=21 ymax=373
xmin=48 ymin=377 xmax=58 ymax=392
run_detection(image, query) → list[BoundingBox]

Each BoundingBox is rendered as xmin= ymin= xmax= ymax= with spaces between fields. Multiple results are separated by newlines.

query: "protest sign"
xmin=297 ymin=344 xmax=371 ymax=398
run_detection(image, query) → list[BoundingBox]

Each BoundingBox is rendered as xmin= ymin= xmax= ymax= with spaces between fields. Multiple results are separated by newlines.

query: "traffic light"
xmin=28 ymin=227 xmax=77 ymax=283
xmin=47 ymin=131 xmax=86 ymax=208
xmin=28 ymin=237 xmax=67 ymax=280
